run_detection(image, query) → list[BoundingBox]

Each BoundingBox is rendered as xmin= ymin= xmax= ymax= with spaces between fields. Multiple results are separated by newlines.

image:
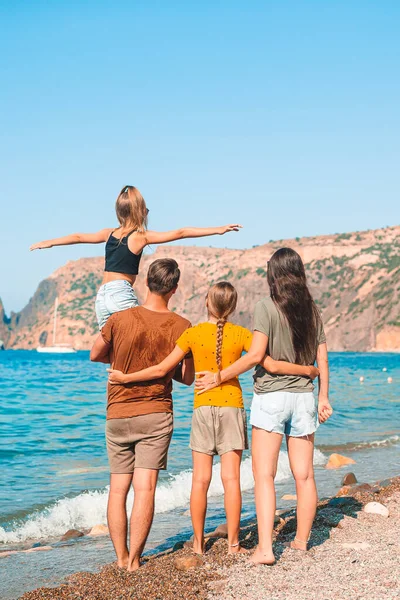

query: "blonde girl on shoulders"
xmin=30 ymin=185 xmax=241 ymax=328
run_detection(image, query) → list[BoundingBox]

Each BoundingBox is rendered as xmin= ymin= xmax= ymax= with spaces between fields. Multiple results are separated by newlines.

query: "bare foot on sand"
xmin=228 ymin=545 xmax=248 ymax=555
xmin=284 ymin=539 xmax=308 ymax=551
xmin=127 ymin=559 xmax=140 ymax=572
xmin=192 ymin=538 xmax=205 ymax=555
xmin=116 ymin=557 xmax=129 ymax=570
xmin=249 ymin=546 xmax=276 ymax=565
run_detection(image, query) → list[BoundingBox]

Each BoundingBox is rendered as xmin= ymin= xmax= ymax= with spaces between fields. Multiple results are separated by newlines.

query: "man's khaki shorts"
xmin=106 ymin=413 xmax=173 ymax=473
xmin=190 ymin=406 xmax=248 ymax=456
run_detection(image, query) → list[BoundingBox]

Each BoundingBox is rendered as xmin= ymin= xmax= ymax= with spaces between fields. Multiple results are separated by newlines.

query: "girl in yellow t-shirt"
xmin=108 ymin=282 xmax=318 ymax=555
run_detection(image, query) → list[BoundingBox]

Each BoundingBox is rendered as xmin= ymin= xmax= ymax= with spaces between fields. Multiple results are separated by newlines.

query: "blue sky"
xmin=1 ymin=1 xmax=399 ymax=312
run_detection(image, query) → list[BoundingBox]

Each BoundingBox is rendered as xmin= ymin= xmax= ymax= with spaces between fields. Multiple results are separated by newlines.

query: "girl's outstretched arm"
xmin=30 ymin=228 xmax=113 ymax=250
xmin=144 ymin=224 xmax=242 ymax=246
xmin=107 ymin=345 xmax=186 ymax=384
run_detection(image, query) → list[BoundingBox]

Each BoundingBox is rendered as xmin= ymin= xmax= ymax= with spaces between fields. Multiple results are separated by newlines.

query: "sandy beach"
xmin=16 ymin=475 xmax=399 ymax=600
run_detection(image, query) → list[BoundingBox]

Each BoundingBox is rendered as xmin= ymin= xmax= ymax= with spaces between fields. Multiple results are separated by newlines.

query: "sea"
xmin=0 ymin=350 xmax=399 ymax=599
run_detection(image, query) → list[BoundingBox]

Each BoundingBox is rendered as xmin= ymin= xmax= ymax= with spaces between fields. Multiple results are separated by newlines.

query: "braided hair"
xmin=207 ymin=282 xmax=238 ymax=372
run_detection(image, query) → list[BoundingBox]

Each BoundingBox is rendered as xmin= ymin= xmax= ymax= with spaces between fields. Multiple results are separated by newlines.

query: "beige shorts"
xmin=190 ymin=406 xmax=248 ymax=456
xmin=106 ymin=413 xmax=173 ymax=473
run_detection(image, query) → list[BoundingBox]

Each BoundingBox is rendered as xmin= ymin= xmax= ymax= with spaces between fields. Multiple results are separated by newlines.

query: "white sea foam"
xmin=354 ymin=435 xmax=399 ymax=450
xmin=0 ymin=449 xmax=326 ymax=544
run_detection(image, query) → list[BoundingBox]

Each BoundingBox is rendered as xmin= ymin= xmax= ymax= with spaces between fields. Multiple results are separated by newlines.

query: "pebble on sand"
xmin=61 ymin=529 xmax=85 ymax=541
xmin=342 ymin=542 xmax=371 ymax=550
xmin=364 ymin=502 xmax=390 ymax=517
xmin=174 ymin=554 xmax=204 ymax=571
xmin=326 ymin=453 xmax=356 ymax=470
xmin=89 ymin=524 xmax=109 ymax=536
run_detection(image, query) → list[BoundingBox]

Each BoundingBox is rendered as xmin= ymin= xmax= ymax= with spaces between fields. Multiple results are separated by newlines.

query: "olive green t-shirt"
xmin=253 ymin=296 xmax=326 ymax=394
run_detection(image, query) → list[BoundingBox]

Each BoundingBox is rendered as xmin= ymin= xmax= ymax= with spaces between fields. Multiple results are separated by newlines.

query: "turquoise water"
xmin=0 ymin=351 xmax=399 ymax=598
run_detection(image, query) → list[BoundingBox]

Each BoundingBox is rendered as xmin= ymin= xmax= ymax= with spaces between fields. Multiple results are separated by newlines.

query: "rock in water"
xmin=61 ymin=529 xmax=84 ymax=541
xmin=342 ymin=472 xmax=357 ymax=485
xmin=89 ymin=524 xmax=109 ymax=536
xmin=205 ymin=522 xmax=228 ymax=539
xmin=326 ymin=453 xmax=356 ymax=469
xmin=25 ymin=546 xmax=53 ymax=553
xmin=0 ymin=551 xmax=18 ymax=559
xmin=174 ymin=554 xmax=203 ymax=571
xmin=364 ymin=502 xmax=390 ymax=517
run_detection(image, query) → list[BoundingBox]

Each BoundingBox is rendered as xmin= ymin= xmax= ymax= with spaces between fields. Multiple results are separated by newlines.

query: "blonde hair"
xmin=207 ymin=282 xmax=238 ymax=370
xmin=115 ymin=186 xmax=148 ymax=234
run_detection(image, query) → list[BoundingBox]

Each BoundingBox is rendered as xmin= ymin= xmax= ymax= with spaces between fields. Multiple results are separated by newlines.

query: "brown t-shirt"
xmin=101 ymin=306 xmax=191 ymax=419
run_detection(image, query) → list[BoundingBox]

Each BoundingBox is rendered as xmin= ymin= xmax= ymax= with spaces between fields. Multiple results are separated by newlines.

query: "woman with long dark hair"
xmin=196 ymin=248 xmax=332 ymax=565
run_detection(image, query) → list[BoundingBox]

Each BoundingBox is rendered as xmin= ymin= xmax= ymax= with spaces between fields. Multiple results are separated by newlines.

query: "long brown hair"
xmin=267 ymin=248 xmax=320 ymax=365
xmin=207 ymin=282 xmax=238 ymax=370
xmin=115 ymin=186 xmax=148 ymax=235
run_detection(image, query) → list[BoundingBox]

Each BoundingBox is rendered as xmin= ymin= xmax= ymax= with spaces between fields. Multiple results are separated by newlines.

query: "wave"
xmin=318 ymin=435 xmax=400 ymax=453
xmin=0 ymin=449 xmax=326 ymax=545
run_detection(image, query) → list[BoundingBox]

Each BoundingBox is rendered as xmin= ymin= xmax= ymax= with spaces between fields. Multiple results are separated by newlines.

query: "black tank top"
xmin=105 ymin=231 xmax=143 ymax=275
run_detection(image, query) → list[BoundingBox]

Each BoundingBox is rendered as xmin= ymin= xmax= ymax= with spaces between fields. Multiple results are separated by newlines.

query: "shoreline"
xmin=14 ymin=474 xmax=400 ymax=600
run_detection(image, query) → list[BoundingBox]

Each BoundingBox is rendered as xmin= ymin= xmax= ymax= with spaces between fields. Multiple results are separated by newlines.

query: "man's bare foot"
xmin=127 ymin=559 xmax=140 ymax=572
xmin=116 ymin=557 xmax=129 ymax=570
xmin=228 ymin=544 xmax=248 ymax=555
xmin=284 ymin=538 xmax=308 ymax=551
xmin=249 ymin=546 xmax=276 ymax=565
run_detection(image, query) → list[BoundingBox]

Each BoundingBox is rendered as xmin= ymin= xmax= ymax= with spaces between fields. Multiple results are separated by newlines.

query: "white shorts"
xmin=250 ymin=391 xmax=319 ymax=437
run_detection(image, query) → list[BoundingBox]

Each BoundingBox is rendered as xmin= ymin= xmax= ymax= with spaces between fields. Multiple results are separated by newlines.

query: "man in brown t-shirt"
xmin=90 ymin=258 xmax=192 ymax=571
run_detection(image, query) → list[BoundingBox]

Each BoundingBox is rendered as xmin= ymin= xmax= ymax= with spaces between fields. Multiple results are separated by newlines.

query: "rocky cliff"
xmin=1 ymin=225 xmax=399 ymax=351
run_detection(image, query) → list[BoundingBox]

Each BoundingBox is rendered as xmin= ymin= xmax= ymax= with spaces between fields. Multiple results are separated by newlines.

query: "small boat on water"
xmin=37 ymin=297 xmax=76 ymax=354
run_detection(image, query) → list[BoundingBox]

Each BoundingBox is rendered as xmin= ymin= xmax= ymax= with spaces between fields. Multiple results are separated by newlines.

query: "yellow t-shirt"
xmin=176 ymin=322 xmax=253 ymax=409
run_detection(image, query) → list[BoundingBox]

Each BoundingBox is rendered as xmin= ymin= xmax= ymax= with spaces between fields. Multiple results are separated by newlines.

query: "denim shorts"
xmin=95 ymin=280 xmax=139 ymax=329
xmin=250 ymin=391 xmax=319 ymax=437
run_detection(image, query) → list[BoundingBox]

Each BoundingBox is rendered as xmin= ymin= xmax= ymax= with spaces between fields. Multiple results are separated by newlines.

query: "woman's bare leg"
xmin=190 ymin=451 xmax=213 ymax=554
xmin=286 ymin=434 xmax=317 ymax=550
xmin=220 ymin=450 xmax=246 ymax=554
xmin=251 ymin=427 xmax=283 ymax=565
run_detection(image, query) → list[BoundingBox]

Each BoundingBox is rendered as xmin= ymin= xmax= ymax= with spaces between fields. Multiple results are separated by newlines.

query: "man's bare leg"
xmin=127 ymin=468 xmax=159 ymax=571
xmin=107 ymin=473 xmax=133 ymax=568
